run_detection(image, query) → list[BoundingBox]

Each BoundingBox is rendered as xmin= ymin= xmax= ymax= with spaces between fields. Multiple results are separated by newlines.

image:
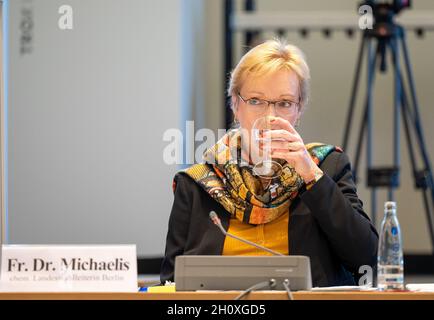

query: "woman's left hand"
xmin=262 ymin=117 xmax=323 ymax=183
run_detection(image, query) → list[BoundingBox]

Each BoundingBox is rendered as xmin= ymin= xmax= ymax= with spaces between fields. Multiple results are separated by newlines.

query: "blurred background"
xmin=1 ymin=0 xmax=434 ymax=282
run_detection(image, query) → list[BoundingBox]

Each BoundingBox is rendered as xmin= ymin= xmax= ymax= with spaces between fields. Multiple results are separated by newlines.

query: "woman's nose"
xmin=265 ymin=103 xmax=277 ymax=117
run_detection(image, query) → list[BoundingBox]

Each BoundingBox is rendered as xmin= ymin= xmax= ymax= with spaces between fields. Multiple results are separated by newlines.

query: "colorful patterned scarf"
xmin=179 ymin=129 xmax=341 ymax=225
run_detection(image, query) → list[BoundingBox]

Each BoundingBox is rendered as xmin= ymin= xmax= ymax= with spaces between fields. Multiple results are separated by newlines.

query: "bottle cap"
xmin=385 ymin=201 xmax=396 ymax=210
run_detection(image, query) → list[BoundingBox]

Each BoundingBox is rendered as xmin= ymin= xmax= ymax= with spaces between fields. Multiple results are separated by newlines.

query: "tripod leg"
xmin=343 ymin=33 xmax=366 ymax=151
xmin=354 ymin=39 xmax=377 ymax=180
xmin=401 ymin=33 xmax=434 ymax=194
xmin=399 ymin=78 xmax=419 ymax=191
xmin=422 ymin=190 xmax=434 ymax=254
xmin=400 ymin=32 xmax=434 ymax=252
xmin=353 ymin=107 xmax=366 ymax=185
xmin=366 ymin=39 xmax=379 ymax=226
xmin=396 ymin=60 xmax=434 ymax=252
xmin=388 ymin=36 xmax=402 ymax=202
xmin=346 ymin=37 xmax=378 ymax=226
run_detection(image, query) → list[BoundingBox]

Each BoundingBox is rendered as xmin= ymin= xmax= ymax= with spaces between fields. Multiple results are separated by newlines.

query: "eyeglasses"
xmin=237 ymin=93 xmax=300 ymax=116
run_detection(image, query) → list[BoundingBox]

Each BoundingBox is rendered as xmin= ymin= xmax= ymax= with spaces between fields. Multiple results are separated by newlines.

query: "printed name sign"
xmin=0 ymin=245 xmax=137 ymax=292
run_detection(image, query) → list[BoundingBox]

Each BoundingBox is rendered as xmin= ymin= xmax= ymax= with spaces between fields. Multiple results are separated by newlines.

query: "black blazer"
xmin=160 ymin=151 xmax=379 ymax=287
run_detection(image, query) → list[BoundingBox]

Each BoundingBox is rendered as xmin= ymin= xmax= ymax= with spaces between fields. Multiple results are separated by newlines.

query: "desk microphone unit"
xmin=174 ymin=211 xmax=312 ymax=291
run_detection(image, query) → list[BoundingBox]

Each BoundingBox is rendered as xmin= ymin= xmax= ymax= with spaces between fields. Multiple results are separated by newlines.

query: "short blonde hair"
xmin=228 ymin=39 xmax=310 ymax=111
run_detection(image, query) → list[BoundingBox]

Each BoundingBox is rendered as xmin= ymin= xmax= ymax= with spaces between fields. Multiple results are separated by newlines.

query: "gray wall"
xmin=0 ymin=0 xmax=5 ymax=246
xmin=5 ymin=0 xmax=181 ymax=256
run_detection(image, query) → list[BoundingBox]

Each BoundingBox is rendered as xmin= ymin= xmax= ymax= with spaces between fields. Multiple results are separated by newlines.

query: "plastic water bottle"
xmin=377 ymin=201 xmax=404 ymax=290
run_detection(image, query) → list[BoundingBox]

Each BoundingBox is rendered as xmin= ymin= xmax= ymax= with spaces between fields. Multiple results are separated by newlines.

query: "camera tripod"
xmin=342 ymin=14 xmax=434 ymax=252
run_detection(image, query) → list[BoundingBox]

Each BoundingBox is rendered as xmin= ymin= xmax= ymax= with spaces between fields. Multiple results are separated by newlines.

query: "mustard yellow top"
xmin=222 ymin=211 xmax=289 ymax=256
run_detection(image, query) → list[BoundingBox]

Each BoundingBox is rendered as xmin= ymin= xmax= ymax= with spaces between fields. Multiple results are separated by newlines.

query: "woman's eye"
xmin=277 ymin=101 xmax=292 ymax=108
xmin=248 ymin=99 xmax=261 ymax=105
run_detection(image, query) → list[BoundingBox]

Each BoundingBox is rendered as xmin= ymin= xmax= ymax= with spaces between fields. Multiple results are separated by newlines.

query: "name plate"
xmin=0 ymin=245 xmax=137 ymax=292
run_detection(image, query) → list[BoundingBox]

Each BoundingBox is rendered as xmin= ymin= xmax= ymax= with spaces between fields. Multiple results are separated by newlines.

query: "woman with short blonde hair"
xmin=228 ymin=39 xmax=310 ymax=112
xmin=161 ymin=39 xmax=378 ymax=288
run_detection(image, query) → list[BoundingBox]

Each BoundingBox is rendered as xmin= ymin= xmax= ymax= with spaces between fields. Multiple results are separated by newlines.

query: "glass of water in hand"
xmin=251 ymin=116 xmax=283 ymax=179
